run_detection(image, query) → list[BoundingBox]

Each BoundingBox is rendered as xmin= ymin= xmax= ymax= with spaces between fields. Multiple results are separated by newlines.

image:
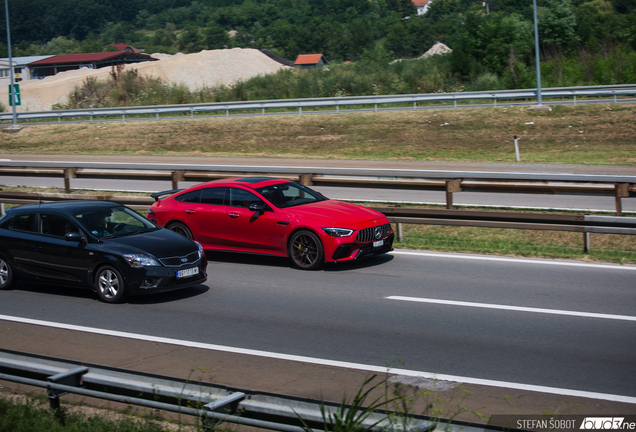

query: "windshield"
xmin=74 ymin=206 xmax=157 ymax=238
xmin=256 ymin=182 xmax=328 ymax=209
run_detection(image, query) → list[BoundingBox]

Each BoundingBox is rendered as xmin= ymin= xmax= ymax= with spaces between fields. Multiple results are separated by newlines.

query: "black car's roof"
xmin=7 ymin=201 xmax=122 ymax=214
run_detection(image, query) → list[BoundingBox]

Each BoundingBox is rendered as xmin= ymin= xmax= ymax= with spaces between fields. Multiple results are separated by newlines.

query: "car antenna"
xmin=36 ymin=192 xmax=43 ymax=206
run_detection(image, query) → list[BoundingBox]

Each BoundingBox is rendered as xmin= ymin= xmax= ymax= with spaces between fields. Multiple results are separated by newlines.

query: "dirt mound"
xmin=1 ymin=48 xmax=290 ymax=112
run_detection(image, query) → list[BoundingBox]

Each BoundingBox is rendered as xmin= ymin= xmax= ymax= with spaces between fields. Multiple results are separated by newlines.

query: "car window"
xmin=175 ymin=190 xmax=201 ymax=203
xmin=74 ymin=206 xmax=157 ymax=238
xmin=256 ymin=182 xmax=327 ymax=208
xmin=201 ymin=187 xmax=226 ymax=205
xmin=9 ymin=214 xmax=36 ymax=232
xmin=40 ymin=213 xmax=76 ymax=238
xmin=228 ymin=188 xmax=262 ymax=209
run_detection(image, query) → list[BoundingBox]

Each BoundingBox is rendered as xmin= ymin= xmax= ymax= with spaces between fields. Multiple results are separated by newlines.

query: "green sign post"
xmin=8 ymin=83 xmax=20 ymax=106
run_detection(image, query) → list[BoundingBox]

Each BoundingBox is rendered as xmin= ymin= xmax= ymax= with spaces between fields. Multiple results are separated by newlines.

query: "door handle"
xmin=229 ymin=213 xmax=239 ymax=218
xmin=185 ymin=209 xmax=195 ymax=215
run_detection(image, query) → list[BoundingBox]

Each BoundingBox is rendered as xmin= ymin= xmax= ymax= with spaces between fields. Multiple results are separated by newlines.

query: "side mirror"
xmin=64 ymin=232 xmax=85 ymax=243
xmin=249 ymin=202 xmax=266 ymax=214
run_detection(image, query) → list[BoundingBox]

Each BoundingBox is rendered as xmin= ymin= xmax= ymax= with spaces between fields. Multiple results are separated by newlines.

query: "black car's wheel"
xmin=166 ymin=221 xmax=193 ymax=240
xmin=288 ymin=230 xmax=324 ymax=270
xmin=0 ymin=256 xmax=16 ymax=290
xmin=94 ymin=266 xmax=127 ymax=303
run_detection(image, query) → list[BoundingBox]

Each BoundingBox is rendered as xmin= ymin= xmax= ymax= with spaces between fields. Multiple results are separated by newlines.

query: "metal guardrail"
xmin=1 ymin=84 xmax=635 ymax=123
xmin=0 ymin=162 xmax=634 ymax=215
xmin=0 ymin=348 xmax=515 ymax=432
xmin=1 ymin=191 xmax=634 ymax=253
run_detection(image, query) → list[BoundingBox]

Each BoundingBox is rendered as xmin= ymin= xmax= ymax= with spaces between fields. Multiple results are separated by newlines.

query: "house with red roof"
xmin=28 ymin=45 xmax=154 ymax=79
xmin=294 ymin=54 xmax=328 ymax=70
xmin=413 ymin=0 xmax=433 ymax=15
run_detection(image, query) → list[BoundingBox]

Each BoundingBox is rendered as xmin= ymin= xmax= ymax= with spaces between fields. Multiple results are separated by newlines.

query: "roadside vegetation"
xmin=1 ymin=104 xmax=636 ymax=165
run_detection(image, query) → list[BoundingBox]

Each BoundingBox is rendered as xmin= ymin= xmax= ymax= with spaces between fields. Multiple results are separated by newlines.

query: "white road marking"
xmin=391 ymin=250 xmax=636 ymax=270
xmin=386 ymin=296 xmax=636 ymax=322
xmin=1 ymin=313 xmax=634 ymax=404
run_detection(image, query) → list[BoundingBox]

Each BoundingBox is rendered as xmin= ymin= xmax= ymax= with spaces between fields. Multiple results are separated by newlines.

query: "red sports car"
xmin=147 ymin=177 xmax=394 ymax=270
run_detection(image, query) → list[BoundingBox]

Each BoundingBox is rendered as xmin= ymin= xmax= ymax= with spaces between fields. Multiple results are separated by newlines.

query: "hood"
xmin=100 ymin=228 xmax=199 ymax=259
xmin=282 ymin=200 xmax=387 ymax=226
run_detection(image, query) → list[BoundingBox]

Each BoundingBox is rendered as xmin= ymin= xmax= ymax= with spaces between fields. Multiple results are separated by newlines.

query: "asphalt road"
xmin=1 ymin=155 xmax=635 ymax=419
xmin=1 ymin=250 xmax=635 ymax=402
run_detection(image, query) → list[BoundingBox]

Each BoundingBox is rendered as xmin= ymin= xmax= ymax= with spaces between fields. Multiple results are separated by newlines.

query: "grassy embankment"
xmin=1 ymin=103 xmax=635 ymax=263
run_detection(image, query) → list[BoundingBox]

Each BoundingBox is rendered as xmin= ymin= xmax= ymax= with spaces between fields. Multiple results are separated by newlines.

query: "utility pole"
xmin=532 ymin=0 xmax=544 ymax=108
xmin=4 ymin=0 xmax=19 ymax=129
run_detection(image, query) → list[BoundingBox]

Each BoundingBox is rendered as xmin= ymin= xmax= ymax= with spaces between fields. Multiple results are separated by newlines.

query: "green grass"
xmin=0 ymin=396 xmax=180 ymax=432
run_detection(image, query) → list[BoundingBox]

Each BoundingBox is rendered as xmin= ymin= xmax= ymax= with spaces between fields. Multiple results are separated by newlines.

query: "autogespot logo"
xmin=580 ymin=418 xmax=635 ymax=430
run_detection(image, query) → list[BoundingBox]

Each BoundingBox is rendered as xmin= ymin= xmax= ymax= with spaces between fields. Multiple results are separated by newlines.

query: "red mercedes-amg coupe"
xmin=147 ymin=177 xmax=394 ymax=270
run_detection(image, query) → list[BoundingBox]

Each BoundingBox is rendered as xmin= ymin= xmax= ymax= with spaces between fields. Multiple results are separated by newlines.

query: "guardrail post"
xmin=64 ymin=168 xmax=77 ymax=193
xmin=445 ymin=180 xmax=462 ymax=209
xmin=202 ymin=392 xmax=245 ymax=430
xmin=47 ymin=366 xmax=88 ymax=414
xmin=583 ymin=232 xmax=590 ymax=253
xmin=172 ymin=171 xmax=185 ymax=189
xmin=615 ymin=183 xmax=629 ymax=216
xmin=396 ymin=223 xmax=403 ymax=242
xmin=299 ymin=174 xmax=314 ymax=186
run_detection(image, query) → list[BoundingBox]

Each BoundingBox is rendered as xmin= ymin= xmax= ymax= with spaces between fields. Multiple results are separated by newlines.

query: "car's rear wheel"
xmin=94 ymin=266 xmax=127 ymax=303
xmin=0 ymin=256 xmax=16 ymax=290
xmin=166 ymin=221 xmax=193 ymax=240
xmin=288 ymin=230 xmax=324 ymax=270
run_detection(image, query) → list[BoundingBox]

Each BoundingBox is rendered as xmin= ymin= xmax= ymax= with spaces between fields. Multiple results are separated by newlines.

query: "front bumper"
xmin=328 ymin=232 xmax=395 ymax=262
xmin=125 ymin=258 xmax=208 ymax=296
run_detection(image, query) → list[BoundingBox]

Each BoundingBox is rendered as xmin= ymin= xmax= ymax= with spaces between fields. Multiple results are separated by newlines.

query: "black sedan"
xmin=0 ymin=201 xmax=207 ymax=303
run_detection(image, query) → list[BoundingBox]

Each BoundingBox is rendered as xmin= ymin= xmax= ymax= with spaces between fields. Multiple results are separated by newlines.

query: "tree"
xmin=538 ymin=0 xmax=580 ymax=52
xmin=204 ymin=25 xmax=230 ymax=49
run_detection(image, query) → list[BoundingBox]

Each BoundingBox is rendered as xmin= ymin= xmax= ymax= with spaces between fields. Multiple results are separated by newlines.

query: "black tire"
xmin=288 ymin=230 xmax=324 ymax=270
xmin=94 ymin=266 xmax=127 ymax=303
xmin=0 ymin=256 xmax=16 ymax=290
xmin=166 ymin=221 xmax=193 ymax=240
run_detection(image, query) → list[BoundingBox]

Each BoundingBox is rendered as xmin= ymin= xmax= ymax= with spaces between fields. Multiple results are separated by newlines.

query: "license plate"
xmin=373 ymin=239 xmax=384 ymax=248
xmin=177 ymin=267 xmax=199 ymax=278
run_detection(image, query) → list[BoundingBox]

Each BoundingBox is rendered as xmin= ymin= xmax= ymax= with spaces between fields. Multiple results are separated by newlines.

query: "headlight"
xmin=194 ymin=241 xmax=204 ymax=259
xmin=123 ymin=254 xmax=160 ymax=267
xmin=322 ymin=227 xmax=354 ymax=237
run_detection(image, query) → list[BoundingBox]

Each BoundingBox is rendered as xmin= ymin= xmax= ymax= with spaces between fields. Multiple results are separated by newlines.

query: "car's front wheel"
xmin=288 ymin=230 xmax=324 ymax=270
xmin=166 ymin=221 xmax=193 ymax=240
xmin=94 ymin=266 xmax=127 ymax=303
xmin=0 ymin=256 xmax=16 ymax=290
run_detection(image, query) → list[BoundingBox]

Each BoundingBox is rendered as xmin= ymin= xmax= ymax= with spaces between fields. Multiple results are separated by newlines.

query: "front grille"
xmin=356 ymin=223 xmax=392 ymax=243
xmin=159 ymin=251 xmax=200 ymax=267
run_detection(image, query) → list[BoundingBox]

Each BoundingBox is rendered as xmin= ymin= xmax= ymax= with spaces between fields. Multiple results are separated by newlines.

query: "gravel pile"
xmin=421 ymin=42 xmax=452 ymax=58
xmin=1 ymin=48 xmax=289 ymax=112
